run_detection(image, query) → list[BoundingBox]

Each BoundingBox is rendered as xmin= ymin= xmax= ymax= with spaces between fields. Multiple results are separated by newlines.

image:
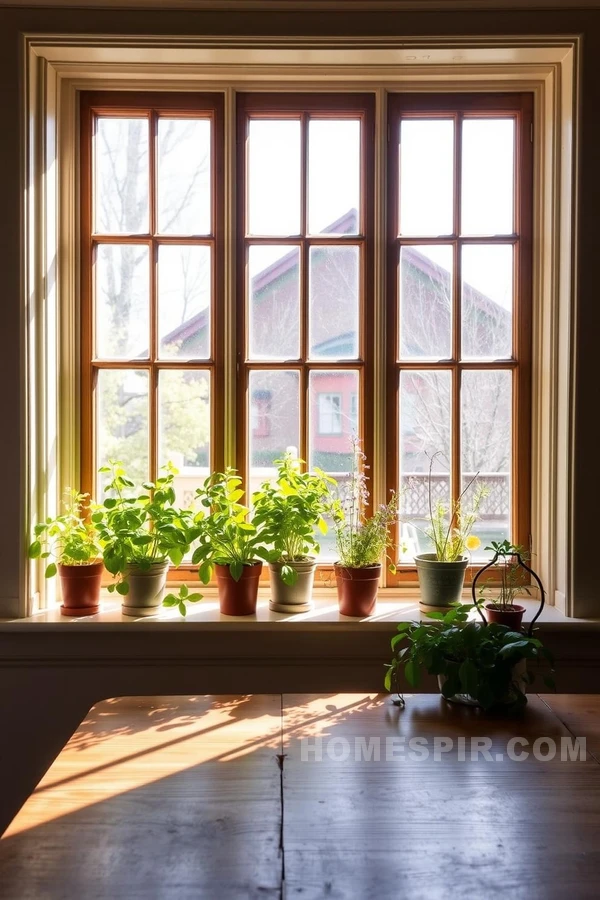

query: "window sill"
xmin=0 ymin=591 xmax=594 ymax=632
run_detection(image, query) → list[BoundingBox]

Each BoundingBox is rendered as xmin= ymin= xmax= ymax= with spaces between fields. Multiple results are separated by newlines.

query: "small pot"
xmin=335 ymin=563 xmax=382 ymax=617
xmin=484 ymin=603 xmax=526 ymax=629
xmin=269 ymin=558 xmax=316 ymax=614
xmin=215 ymin=562 xmax=262 ymax=616
xmin=59 ymin=561 xmax=103 ymax=617
xmin=415 ymin=553 xmax=468 ymax=609
xmin=121 ymin=561 xmax=169 ymax=617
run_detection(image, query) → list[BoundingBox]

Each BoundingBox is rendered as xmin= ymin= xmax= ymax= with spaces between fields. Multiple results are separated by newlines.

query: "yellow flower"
xmin=465 ymin=535 xmax=481 ymax=551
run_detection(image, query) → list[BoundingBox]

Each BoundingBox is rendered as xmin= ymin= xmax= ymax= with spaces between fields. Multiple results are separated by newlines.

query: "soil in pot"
xmin=121 ymin=561 xmax=169 ymax=617
xmin=215 ymin=562 xmax=262 ymax=616
xmin=269 ymin=558 xmax=316 ymax=614
xmin=484 ymin=603 xmax=526 ymax=629
xmin=335 ymin=563 xmax=381 ymax=617
xmin=59 ymin=561 xmax=103 ymax=617
xmin=415 ymin=553 xmax=468 ymax=609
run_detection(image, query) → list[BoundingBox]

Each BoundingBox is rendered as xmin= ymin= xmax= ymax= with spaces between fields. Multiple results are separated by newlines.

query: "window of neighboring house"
xmin=81 ymin=89 xmax=531 ymax=581
xmin=251 ymin=390 xmax=272 ymax=438
xmin=318 ymin=393 xmax=343 ymax=435
xmin=349 ymin=392 xmax=359 ymax=435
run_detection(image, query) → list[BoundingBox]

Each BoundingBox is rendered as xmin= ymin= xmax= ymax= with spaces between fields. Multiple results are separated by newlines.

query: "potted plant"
xmin=252 ymin=453 xmax=334 ymax=613
xmin=326 ymin=441 xmax=398 ymax=617
xmin=97 ymin=461 xmax=200 ymax=617
xmin=192 ymin=469 xmax=270 ymax=616
xmin=477 ymin=540 xmax=531 ymax=629
xmin=28 ymin=490 xmax=104 ymax=616
xmin=385 ymin=604 xmax=555 ymax=711
xmin=411 ymin=453 xmax=486 ymax=610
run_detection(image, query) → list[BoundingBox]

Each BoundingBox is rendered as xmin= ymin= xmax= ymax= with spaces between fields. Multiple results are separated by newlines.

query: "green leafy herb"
xmin=28 ymin=489 xmax=103 ymax=575
xmin=385 ymin=605 xmax=555 ymax=711
xmin=251 ymin=453 xmax=334 ymax=584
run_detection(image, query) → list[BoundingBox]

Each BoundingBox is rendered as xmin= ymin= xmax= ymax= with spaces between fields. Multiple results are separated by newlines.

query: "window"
xmin=318 ymin=393 xmax=343 ymax=435
xmin=81 ymin=90 xmax=531 ymax=580
xmin=387 ymin=93 xmax=532 ymax=579
xmin=80 ymin=93 xmax=224 ymax=504
xmin=238 ymin=94 xmax=373 ymax=494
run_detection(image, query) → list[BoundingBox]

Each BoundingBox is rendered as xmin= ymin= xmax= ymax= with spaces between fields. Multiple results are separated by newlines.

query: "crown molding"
xmin=2 ymin=0 xmax=600 ymax=12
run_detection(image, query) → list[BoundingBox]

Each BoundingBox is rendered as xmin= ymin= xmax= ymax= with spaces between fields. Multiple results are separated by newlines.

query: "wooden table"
xmin=1 ymin=693 xmax=600 ymax=899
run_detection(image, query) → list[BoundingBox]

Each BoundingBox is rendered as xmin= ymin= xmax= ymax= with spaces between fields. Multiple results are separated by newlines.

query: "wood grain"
xmin=0 ymin=695 xmax=282 ymax=900
xmin=282 ymin=693 xmax=600 ymax=899
xmin=2 ymin=693 xmax=600 ymax=899
xmin=540 ymin=693 xmax=600 ymax=760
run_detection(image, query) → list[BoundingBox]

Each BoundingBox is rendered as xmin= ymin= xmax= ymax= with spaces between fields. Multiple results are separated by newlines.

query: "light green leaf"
xmin=44 ymin=562 xmax=57 ymax=578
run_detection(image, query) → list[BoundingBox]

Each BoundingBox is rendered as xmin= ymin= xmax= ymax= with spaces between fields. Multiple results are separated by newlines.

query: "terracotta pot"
xmin=215 ymin=562 xmax=262 ymax=616
xmin=59 ymin=561 xmax=103 ymax=617
xmin=269 ymin=558 xmax=316 ymax=613
xmin=335 ymin=563 xmax=381 ymax=617
xmin=415 ymin=553 xmax=468 ymax=609
xmin=484 ymin=603 xmax=526 ymax=629
xmin=121 ymin=561 xmax=169 ymax=618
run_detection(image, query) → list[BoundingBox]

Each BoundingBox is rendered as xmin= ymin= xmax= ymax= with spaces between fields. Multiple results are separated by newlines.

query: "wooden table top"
xmin=1 ymin=693 xmax=599 ymax=899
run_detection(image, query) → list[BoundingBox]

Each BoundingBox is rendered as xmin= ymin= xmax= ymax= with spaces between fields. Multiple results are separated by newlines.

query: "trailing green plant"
xmin=192 ymin=469 xmax=272 ymax=583
xmin=415 ymin=452 xmax=487 ymax=561
xmin=385 ymin=604 xmax=555 ymax=711
xmin=163 ymin=583 xmax=203 ymax=618
xmin=480 ymin=540 xmax=532 ymax=611
xmin=28 ymin=489 xmax=103 ymax=577
xmin=325 ymin=439 xmax=398 ymax=569
xmin=96 ymin=461 xmax=202 ymax=595
xmin=251 ymin=453 xmax=334 ymax=585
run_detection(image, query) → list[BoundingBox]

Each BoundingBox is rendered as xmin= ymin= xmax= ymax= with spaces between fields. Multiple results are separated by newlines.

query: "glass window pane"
xmin=309 ymin=370 xmax=359 ymax=472
xmin=248 ymin=370 xmax=300 ymax=496
xmin=462 ymin=245 xmax=513 ymax=359
xmin=249 ymin=245 xmax=300 ymax=360
xmin=309 ymin=246 xmax=359 ymax=360
xmin=157 ymin=118 xmax=211 ymax=235
xmin=95 ymin=244 xmax=149 ymax=359
xmin=248 ymin=119 xmax=301 ymax=236
xmin=158 ymin=245 xmax=211 ymax=360
xmin=399 ymin=119 xmax=454 ymax=237
xmin=461 ymin=369 xmax=512 ymax=557
xmin=399 ymin=245 xmax=452 ymax=360
xmin=95 ymin=117 xmax=149 ymax=234
xmin=399 ymin=370 xmax=451 ymax=561
xmin=462 ymin=118 xmax=514 ymax=235
xmin=159 ymin=370 xmax=211 ymax=502
xmin=308 ymin=119 xmax=360 ymax=235
xmin=96 ymin=369 xmax=149 ymax=493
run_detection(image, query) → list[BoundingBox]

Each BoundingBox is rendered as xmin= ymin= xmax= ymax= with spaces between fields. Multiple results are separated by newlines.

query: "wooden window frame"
xmin=80 ymin=89 xmax=532 ymax=588
xmin=386 ymin=92 xmax=534 ymax=585
xmin=80 ymin=92 xmax=225 ymax=540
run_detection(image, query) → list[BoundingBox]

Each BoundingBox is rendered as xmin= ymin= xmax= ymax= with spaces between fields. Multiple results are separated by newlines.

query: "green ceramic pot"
xmin=415 ymin=553 xmax=468 ymax=609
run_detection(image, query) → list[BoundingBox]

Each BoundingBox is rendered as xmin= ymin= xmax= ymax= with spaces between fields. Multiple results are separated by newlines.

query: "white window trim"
xmin=18 ymin=34 xmax=578 ymax=617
